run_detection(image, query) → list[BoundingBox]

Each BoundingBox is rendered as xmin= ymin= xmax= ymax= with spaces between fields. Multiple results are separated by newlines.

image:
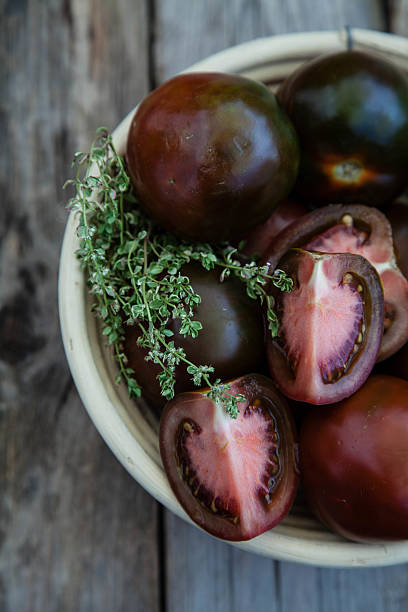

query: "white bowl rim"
xmin=59 ymin=28 xmax=408 ymax=568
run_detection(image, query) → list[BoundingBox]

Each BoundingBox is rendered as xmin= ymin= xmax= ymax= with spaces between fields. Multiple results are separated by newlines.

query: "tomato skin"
xmin=379 ymin=342 xmax=408 ymax=381
xmin=386 ymin=197 xmax=408 ymax=278
xmin=127 ymin=72 xmax=299 ymax=242
xmin=300 ymin=375 xmax=408 ymax=541
xmin=278 ymin=51 xmax=408 ymax=207
xmin=242 ymin=198 xmax=308 ymax=258
xmin=266 ymin=248 xmax=384 ymax=405
xmin=124 ymin=264 xmax=266 ymax=409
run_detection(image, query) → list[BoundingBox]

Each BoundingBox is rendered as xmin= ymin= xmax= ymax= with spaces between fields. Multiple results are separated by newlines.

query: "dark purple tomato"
xmin=264 ymin=204 xmax=408 ymax=361
xmin=126 ymin=72 xmax=300 ymax=242
xmin=386 ymin=196 xmax=408 ymax=278
xmin=266 ymin=248 xmax=384 ymax=405
xmin=300 ymin=375 xmax=408 ymax=541
xmin=379 ymin=341 xmax=408 ymax=381
xmin=124 ymin=264 xmax=266 ymax=409
xmin=159 ymin=373 xmax=299 ymax=541
xmin=277 ymin=51 xmax=408 ymax=207
xmin=241 ymin=198 xmax=308 ymax=258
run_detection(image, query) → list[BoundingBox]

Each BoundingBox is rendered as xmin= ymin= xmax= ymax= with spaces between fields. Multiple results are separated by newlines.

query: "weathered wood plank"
xmin=164 ymin=512 xmax=280 ymax=612
xmin=1 ymin=388 xmax=160 ymax=612
xmin=165 ymin=512 xmax=408 ymax=612
xmin=153 ymin=0 xmax=385 ymax=83
xmin=156 ymin=2 xmax=407 ymax=611
xmin=277 ymin=560 xmax=408 ymax=612
xmin=0 ymin=1 xmax=159 ymax=610
xmin=389 ymin=0 xmax=408 ymax=35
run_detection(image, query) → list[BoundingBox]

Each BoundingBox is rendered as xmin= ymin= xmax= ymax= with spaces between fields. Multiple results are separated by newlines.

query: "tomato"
xmin=241 ymin=198 xmax=308 ymax=258
xmin=126 ymin=72 xmax=299 ymax=242
xmin=379 ymin=341 xmax=408 ymax=381
xmin=266 ymin=248 xmax=384 ymax=404
xmin=159 ymin=374 xmax=299 ymax=541
xmin=386 ymin=196 xmax=408 ymax=278
xmin=278 ymin=51 xmax=408 ymax=207
xmin=124 ymin=264 xmax=266 ymax=409
xmin=300 ymin=375 xmax=408 ymax=541
xmin=263 ymin=204 xmax=408 ymax=361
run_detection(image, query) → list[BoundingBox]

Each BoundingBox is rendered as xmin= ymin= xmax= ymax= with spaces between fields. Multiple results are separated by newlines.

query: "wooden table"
xmin=2 ymin=1 xmax=408 ymax=610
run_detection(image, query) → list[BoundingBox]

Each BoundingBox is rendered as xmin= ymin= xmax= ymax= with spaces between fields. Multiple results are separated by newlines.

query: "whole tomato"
xmin=278 ymin=51 xmax=408 ymax=207
xmin=241 ymin=198 xmax=308 ymax=258
xmin=300 ymin=375 xmax=408 ymax=541
xmin=379 ymin=342 xmax=408 ymax=381
xmin=386 ymin=196 xmax=408 ymax=278
xmin=127 ymin=72 xmax=299 ymax=242
xmin=124 ymin=264 xmax=266 ymax=409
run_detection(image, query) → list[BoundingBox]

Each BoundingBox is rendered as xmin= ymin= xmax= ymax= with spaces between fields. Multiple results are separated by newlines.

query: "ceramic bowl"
xmin=59 ymin=28 xmax=408 ymax=567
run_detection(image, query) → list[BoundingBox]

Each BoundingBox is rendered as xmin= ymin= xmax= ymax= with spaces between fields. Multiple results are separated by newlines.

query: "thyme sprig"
xmin=65 ymin=128 xmax=293 ymax=419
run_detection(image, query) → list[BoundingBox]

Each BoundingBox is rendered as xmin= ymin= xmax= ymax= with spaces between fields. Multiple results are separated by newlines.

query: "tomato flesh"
xmin=303 ymin=218 xmax=408 ymax=360
xmin=267 ymin=249 xmax=384 ymax=404
xmin=181 ymin=403 xmax=280 ymax=527
xmin=281 ymin=255 xmax=364 ymax=385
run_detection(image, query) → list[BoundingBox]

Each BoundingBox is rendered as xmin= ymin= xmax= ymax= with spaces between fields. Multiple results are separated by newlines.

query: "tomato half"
xmin=160 ymin=374 xmax=299 ymax=541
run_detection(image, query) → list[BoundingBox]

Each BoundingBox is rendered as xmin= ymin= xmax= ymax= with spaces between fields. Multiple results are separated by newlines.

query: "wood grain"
xmin=390 ymin=0 xmax=408 ymax=34
xmin=165 ymin=512 xmax=408 ymax=612
xmin=153 ymin=0 xmax=385 ymax=83
xmin=1 ymin=1 xmax=159 ymax=611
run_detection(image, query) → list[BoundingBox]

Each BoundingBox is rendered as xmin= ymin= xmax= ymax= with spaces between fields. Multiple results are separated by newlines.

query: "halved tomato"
xmin=266 ymin=249 xmax=384 ymax=404
xmin=159 ymin=374 xmax=299 ymax=541
xmin=264 ymin=204 xmax=408 ymax=360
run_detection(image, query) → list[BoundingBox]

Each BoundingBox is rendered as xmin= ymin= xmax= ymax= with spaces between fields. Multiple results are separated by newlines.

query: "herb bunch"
xmin=65 ymin=128 xmax=293 ymax=418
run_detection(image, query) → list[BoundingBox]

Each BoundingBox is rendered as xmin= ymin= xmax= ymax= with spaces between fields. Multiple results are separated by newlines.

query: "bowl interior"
xmin=59 ymin=28 xmax=408 ymax=567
